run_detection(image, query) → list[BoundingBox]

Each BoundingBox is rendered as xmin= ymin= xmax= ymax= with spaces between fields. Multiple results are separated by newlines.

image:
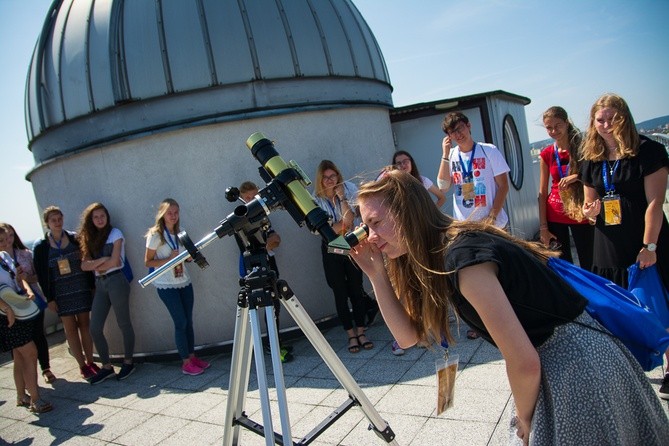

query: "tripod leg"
xmin=265 ymin=305 xmax=293 ymax=444
xmin=223 ymin=305 xmax=255 ymax=446
xmin=249 ymin=307 xmax=277 ymax=446
xmin=279 ymin=286 xmax=397 ymax=444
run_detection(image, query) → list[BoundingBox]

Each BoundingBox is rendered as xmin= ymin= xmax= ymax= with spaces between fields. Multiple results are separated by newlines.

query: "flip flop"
xmin=357 ymin=334 xmax=374 ymax=350
xmin=17 ymin=395 xmax=30 ymax=408
xmin=29 ymin=399 xmax=53 ymax=414
xmin=347 ymin=336 xmax=360 ymax=353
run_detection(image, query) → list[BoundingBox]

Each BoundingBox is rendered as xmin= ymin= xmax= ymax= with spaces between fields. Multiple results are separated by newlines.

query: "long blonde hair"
xmin=581 ymin=93 xmax=639 ymax=162
xmin=543 ymin=106 xmax=585 ymax=220
xmin=145 ymin=198 xmax=180 ymax=245
xmin=357 ymin=170 xmax=555 ymax=344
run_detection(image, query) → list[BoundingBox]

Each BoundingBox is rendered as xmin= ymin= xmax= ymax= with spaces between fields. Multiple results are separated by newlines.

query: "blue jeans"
xmin=157 ymin=284 xmax=195 ymax=360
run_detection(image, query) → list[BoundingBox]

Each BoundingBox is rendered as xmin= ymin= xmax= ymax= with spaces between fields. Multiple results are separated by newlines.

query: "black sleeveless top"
xmin=444 ymin=231 xmax=587 ymax=347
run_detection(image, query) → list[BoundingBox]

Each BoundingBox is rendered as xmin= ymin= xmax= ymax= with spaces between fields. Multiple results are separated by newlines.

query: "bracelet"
xmin=539 ymin=224 xmax=548 ymax=229
xmin=441 ymin=157 xmax=449 ymax=162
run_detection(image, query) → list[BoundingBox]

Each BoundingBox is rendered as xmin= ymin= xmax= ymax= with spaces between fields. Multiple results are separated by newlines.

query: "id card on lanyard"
xmin=165 ymin=230 xmax=184 ymax=278
xmin=458 ymin=144 xmax=477 ymax=201
xmin=52 ymin=234 xmax=72 ymax=275
xmin=602 ymin=159 xmax=622 ymax=226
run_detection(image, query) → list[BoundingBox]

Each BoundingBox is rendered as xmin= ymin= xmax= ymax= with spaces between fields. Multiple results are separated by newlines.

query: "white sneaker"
xmin=391 ymin=340 xmax=405 ymax=356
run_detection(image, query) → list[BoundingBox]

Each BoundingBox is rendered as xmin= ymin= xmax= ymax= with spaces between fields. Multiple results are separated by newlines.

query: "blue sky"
xmin=1 ymin=0 xmax=668 ymax=240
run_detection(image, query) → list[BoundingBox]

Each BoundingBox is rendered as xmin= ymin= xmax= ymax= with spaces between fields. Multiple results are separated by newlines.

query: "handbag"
xmin=121 ymin=255 xmax=134 ymax=283
xmin=627 ymin=263 xmax=669 ymax=327
xmin=547 ymin=257 xmax=669 ymax=371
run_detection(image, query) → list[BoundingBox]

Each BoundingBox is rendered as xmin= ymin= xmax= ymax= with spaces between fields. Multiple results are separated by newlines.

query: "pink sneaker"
xmin=87 ymin=363 xmax=101 ymax=373
xmin=190 ymin=356 xmax=210 ymax=370
xmin=182 ymin=360 xmax=204 ymax=376
xmin=81 ymin=364 xmax=96 ymax=381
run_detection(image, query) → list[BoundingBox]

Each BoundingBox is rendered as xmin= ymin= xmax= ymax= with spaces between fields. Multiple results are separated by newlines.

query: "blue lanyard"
xmin=602 ymin=159 xmax=620 ymax=195
xmin=164 ymin=230 xmax=179 ymax=250
xmin=50 ymin=232 xmax=64 ymax=256
xmin=553 ymin=143 xmax=569 ymax=179
xmin=325 ymin=198 xmax=340 ymax=222
xmin=458 ymin=144 xmax=477 ymax=178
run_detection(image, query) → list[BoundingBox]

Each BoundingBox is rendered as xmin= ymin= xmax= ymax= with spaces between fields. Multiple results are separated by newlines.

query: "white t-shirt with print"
xmin=146 ymin=229 xmax=191 ymax=289
xmin=448 ymin=142 xmax=510 ymax=228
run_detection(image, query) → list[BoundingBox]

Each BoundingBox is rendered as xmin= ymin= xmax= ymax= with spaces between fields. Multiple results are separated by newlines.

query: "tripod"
xmin=139 ymin=132 xmax=398 ymax=445
xmin=223 ymin=243 xmax=397 ymax=446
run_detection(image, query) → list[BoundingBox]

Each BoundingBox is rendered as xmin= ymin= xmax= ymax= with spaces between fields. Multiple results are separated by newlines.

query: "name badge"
xmin=174 ymin=263 xmax=184 ymax=278
xmin=461 ymin=182 xmax=475 ymax=201
xmin=602 ymin=195 xmax=622 ymax=226
xmin=57 ymin=258 xmax=72 ymax=275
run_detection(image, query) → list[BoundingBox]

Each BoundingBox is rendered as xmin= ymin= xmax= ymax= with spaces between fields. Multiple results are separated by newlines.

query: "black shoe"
xmin=366 ymin=305 xmax=379 ymax=329
xmin=90 ymin=367 xmax=116 ymax=385
xmin=659 ymin=373 xmax=669 ymax=400
xmin=117 ymin=363 xmax=135 ymax=381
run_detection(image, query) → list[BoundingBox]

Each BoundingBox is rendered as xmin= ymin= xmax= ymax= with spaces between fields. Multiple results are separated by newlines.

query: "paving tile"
xmin=114 ymin=413 xmax=189 ymax=445
xmin=375 ymin=383 xmax=437 ymax=417
xmin=1 ymin=320 xmax=667 ymax=446
xmin=409 ymin=417 xmax=497 ymax=445
xmin=158 ymin=420 xmax=225 ymax=446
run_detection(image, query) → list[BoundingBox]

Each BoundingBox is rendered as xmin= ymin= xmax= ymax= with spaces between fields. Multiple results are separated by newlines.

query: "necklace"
xmin=605 ymin=159 xmax=620 ymax=177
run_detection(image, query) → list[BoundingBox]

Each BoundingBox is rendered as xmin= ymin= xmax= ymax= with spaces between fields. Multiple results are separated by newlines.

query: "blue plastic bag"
xmin=628 ymin=263 xmax=669 ymax=328
xmin=547 ymin=257 xmax=669 ymax=371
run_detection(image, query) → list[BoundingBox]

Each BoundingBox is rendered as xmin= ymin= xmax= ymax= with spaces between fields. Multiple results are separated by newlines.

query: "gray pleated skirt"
xmin=511 ymin=312 xmax=669 ymax=445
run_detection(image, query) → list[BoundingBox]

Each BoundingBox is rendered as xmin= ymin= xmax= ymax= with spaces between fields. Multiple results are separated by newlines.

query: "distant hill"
xmin=637 ymin=115 xmax=669 ymax=133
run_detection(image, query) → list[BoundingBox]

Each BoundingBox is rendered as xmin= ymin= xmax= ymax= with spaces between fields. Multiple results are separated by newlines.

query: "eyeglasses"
xmin=322 ymin=174 xmax=339 ymax=182
xmin=395 ymin=159 xmax=411 ymax=168
xmin=448 ymin=123 xmax=468 ymax=137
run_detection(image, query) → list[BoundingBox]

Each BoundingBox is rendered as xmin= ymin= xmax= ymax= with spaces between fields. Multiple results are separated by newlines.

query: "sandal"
xmin=466 ymin=329 xmax=480 ymax=340
xmin=357 ymin=334 xmax=374 ymax=350
xmin=29 ymin=399 xmax=53 ymax=414
xmin=347 ymin=336 xmax=360 ymax=354
xmin=42 ymin=369 xmax=57 ymax=384
xmin=16 ymin=395 xmax=31 ymax=408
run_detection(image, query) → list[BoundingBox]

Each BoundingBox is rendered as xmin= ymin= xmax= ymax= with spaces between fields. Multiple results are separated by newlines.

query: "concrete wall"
xmin=30 ymin=106 xmax=394 ymax=356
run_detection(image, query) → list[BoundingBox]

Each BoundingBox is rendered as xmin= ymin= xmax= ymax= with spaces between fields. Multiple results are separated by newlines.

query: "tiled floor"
xmin=1 ymin=319 xmax=667 ymax=445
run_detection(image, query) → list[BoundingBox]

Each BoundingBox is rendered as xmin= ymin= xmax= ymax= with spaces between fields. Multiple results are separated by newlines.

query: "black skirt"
xmin=0 ymin=314 xmax=36 ymax=352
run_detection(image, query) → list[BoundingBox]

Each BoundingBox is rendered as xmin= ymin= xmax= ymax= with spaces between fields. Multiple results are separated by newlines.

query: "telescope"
xmin=139 ymin=133 xmax=367 ymax=288
xmin=138 ymin=133 xmax=395 ymax=446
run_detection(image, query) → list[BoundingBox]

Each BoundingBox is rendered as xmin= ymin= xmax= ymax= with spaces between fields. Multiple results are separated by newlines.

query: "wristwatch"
xmin=642 ymin=243 xmax=657 ymax=252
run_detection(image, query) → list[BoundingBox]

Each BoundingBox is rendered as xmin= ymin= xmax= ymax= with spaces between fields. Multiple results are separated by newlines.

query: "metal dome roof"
xmin=25 ymin=0 xmax=392 ymax=164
